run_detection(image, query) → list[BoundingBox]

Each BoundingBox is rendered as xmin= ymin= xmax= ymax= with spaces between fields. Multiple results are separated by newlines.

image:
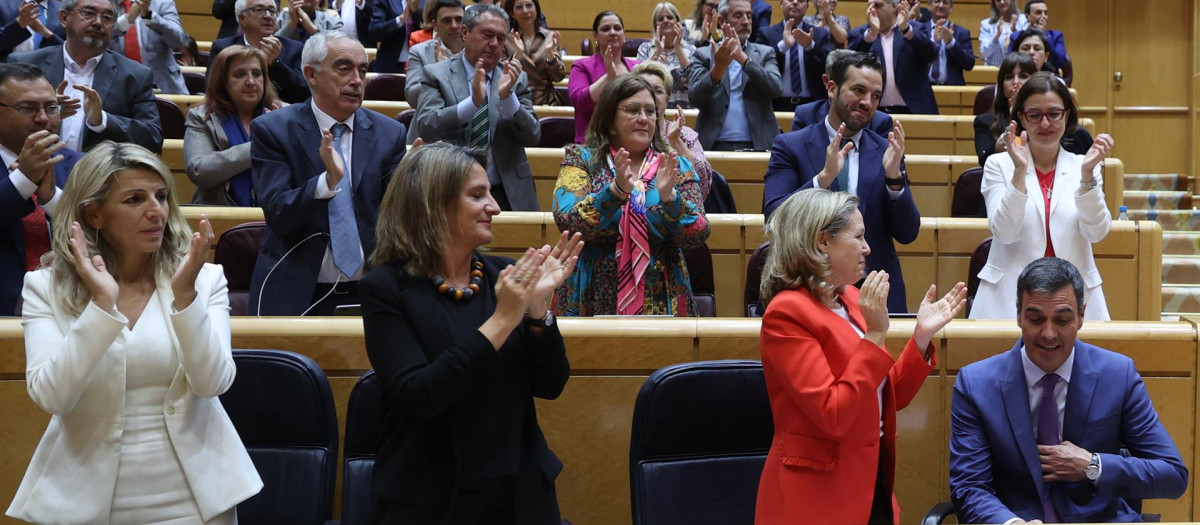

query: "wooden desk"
xmin=0 ymin=317 xmax=1192 ymax=525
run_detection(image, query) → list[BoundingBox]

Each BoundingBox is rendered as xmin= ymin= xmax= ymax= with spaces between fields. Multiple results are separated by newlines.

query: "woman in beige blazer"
xmin=7 ymin=142 xmax=262 ymax=524
xmin=184 ymin=45 xmax=281 ymax=206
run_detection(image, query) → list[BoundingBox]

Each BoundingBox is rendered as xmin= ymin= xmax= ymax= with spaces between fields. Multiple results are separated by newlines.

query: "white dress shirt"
xmin=59 ymin=46 xmax=109 ymax=151
xmin=310 ymin=100 xmax=364 ymax=283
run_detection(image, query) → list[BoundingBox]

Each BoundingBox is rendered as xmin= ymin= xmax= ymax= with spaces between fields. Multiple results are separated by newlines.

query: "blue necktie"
xmin=930 ymin=27 xmax=947 ymax=83
xmin=789 ymin=43 xmax=804 ymax=96
xmin=835 ymin=137 xmax=853 ymax=192
xmin=1037 ymin=374 xmax=1062 ymax=523
xmin=32 ymin=3 xmax=45 ymax=48
xmin=327 ymin=123 xmax=362 ymax=277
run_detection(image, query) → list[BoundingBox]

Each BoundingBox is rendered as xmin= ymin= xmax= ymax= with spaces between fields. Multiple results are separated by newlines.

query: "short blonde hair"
xmin=45 ymin=141 xmax=191 ymax=316
xmin=760 ymin=189 xmax=860 ymax=306
xmin=371 ymin=142 xmax=488 ymax=277
xmin=649 ymin=2 xmax=683 ymax=42
xmin=632 ymin=61 xmax=673 ymax=95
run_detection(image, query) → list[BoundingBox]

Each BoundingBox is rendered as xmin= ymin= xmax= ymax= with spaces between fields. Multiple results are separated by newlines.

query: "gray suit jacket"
xmin=403 ymin=39 xmax=447 ymax=109
xmin=414 ymin=57 xmax=541 ymax=211
xmin=112 ymin=0 xmax=188 ymax=94
xmin=8 ymin=46 xmax=163 ymax=152
xmin=183 ymin=105 xmax=251 ymax=205
xmin=684 ymin=40 xmax=783 ymax=151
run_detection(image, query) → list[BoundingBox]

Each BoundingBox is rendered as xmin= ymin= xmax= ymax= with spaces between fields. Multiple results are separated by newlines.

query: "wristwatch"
xmin=1084 ymin=453 xmax=1101 ymax=482
xmin=528 ymin=309 xmax=555 ymax=329
xmin=886 ymin=171 xmax=909 ymax=189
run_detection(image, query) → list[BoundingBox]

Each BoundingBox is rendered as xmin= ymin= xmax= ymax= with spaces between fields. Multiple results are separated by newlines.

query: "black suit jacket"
xmin=247 ymin=102 xmax=407 ymax=315
xmin=367 ymin=0 xmax=406 ymax=72
xmin=8 ymin=47 xmax=162 ymax=152
xmin=0 ymin=147 xmax=81 ymax=316
xmin=360 ymin=255 xmax=567 ymax=524
xmin=754 ymin=19 xmax=833 ymax=100
xmin=210 ymin=35 xmax=310 ymax=104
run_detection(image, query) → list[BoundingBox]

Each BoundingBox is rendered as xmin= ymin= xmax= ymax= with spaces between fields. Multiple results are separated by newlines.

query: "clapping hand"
xmin=866 ymin=5 xmax=881 ymax=34
xmin=1004 ymin=120 xmax=1031 ymax=183
xmin=1081 ymin=132 xmax=1114 ymax=177
xmin=611 ymin=147 xmax=638 ymax=198
xmin=507 ymin=29 xmax=528 ymax=61
xmin=470 ymin=59 xmax=489 ymax=106
xmin=69 ymin=221 xmax=118 ymax=313
xmin=495 ymin=247 xmax=545 ymax=319
xmin=55 ymin=81 xmax=80 ymax=119
xmin=934 ymin=19 xmax=952 ymax=43
xmin=654 ymin=151 xmax=683 ymax=203
xmin=783 ymin=19 xmax=814 ymax=49
xmin=666 ymin=106 xmax=685 ymax=148
xmin=911 ymin=282 xmax=967 ymax=350
xmin=171 ymin=215 xmax=215 ymax=311
xmin=526 ymin=231 xmax=585 ymax=316
xmin=17 ymin=1 xmax=37 ymax=28
xmin=319 ymin=127 xmax=346 ymax=189
xmin=496 ymin=58 xmax=523 ymax=99
xmin=17 ymin=130 xmax=66 ymax=187
xmin=73 ymin=84 xmax=103 ymax=126
xmin=713 ymin=28 xmax=739 ymax=68
xmin=904 ymin=0 xmax=920 ymax=23
xmin=882 ymin=120 xmax=906 ymax=181
xmin=260 ymin=36 xmax=283 ymax=64
xmin=818 ymin=123 xmax=854 ymax=189
xmin=858 ymin=270 xmax=891 ymax=344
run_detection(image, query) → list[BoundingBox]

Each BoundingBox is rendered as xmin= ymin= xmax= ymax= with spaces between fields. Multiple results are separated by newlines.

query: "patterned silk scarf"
xmin=612 ymin=147 xmax=660 ymax=315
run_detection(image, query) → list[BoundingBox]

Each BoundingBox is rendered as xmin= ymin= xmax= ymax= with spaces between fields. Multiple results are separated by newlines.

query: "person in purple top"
xmin=566 ymin=11 xmax=639 ymax=143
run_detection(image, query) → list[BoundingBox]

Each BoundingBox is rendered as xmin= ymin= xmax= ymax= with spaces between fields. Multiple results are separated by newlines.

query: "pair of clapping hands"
xmin=856 ymin=270 xmax=968 ymax=353
xmin=610 ymin=144 xmax=689 ymax=204
xmin=1002 ymin=120 xmax=1114 ymax=183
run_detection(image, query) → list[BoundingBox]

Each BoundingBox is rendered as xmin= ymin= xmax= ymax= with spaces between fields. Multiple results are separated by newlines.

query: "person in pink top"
xmin=567 ymin=11 xmax=640 ymax=143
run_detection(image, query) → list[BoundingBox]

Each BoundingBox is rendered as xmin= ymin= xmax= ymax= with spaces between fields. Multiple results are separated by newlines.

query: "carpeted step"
xmin=1126 ymin=209 xmax=1200 ymax=232
xmin=1163 ymin=232 xmax=1200 ymax=255
xmin=1123 ymin=191 xmax=1191 ymax=211
xmin=1163 ymin=256 xmax=1200 ymax=284
xmin=1123 ymin=173 xmax=1188 ymax=192
xmin=1162 ymin=285 xmax=1200 ymax=315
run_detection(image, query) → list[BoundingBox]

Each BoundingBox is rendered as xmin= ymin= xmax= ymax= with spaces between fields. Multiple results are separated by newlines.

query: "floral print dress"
xmin=552 ymin=144 xmax=710 ymax=316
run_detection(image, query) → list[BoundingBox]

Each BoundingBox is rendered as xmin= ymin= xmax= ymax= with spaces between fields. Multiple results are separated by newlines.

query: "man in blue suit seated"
xmin=950 ymin=257 xmax=1188 ymax=524
xmin=762 ymin=50 xmax=920 ymax=313
xmin=790 ymin=48 xmax=892 ymax=135
xmin=249 ymin=30 xmax=407 ymax=315
xmin=0 ymin=62 xmax=82 ymax=316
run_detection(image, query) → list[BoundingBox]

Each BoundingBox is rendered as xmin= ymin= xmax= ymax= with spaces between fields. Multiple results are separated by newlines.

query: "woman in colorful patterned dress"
xmin=552 ymin=74 xmax=709 ymax=317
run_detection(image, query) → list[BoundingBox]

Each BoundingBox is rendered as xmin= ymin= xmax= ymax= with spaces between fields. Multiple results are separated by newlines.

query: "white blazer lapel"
xmin=1048 ymin=146 xmax=1074 ymax=216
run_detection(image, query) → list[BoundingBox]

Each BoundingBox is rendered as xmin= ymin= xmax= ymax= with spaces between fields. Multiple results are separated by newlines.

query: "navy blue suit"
xmin=368 ymin=0 xmax=407 ymax=73
xmin=950 ymin=341 xmax=1188 ymax=524
xmin=849 ymin=21 xmax=939 ymax=114
xmin=0 ymin=0 xmax=63 ymax=61
xmin=248 ymin=102 xmax=407 ymax=315
xmin=0 ymin=148 xmax=81 ymax=316
xmin=754 ymin=20 xmax=833 ymax=100
xmin=209 ymin=35 xmax=310 ymax=104
xmin=790 ymin=98 xmax=893 ymax=135
xmin=749 ymin=0 xmax=771 ymax=45
xmin=762 ymin=124 xmax=920 ymax=312
xmin=927 ymin=21 xmax=974 ymax=86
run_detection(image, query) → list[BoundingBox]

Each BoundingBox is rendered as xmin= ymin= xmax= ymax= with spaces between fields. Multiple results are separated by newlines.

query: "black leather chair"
xmin=222 ymin=350 xmax=339 ymax=525
xmin=704 ymin=170 xmax=738 ymax=214
xmin=364 ymin=74 xmax=406 ymax=101
xmin=395 ymin=108 xmax=415 ymax=131
xmin=537 ymin=116 xmax=575 ymax=148
xmin=743 ymin=242 xmax=769 ymax=317
xmin=952 ymin=167 xmax=987 ymax=218
xmin=973 ymin=84 xmax=995 ymax=116
xmin=682 ymin=243 xmax=715 ymax=317
xmin=184 ymin=71 xmax=207 ymax=95
xmin=155 ymin=97 xmax=185 ymax=140
xmin=965 ymin=236 xmax=992 ymax=317
xmin=630 ymin=360 xmax=773 ymax=525
xmin=340 ymin=370 xmax=383 ymax=525
xmin=580 ymin=37 xmax=645 ymax=58
xmin=213 ymin=221 xmax=266 ymax=317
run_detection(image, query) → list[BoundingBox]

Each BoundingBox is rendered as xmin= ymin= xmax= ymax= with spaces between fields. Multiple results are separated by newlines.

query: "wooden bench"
xmin=179 ymin=208 xmax=1162 ymax=321
xmin=0 ymin=317 xmax=1193 ymax=525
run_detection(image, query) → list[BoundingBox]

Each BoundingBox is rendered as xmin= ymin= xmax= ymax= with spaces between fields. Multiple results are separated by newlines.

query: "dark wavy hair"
xmin=988 ymin=52 xmax=1038 ymax=139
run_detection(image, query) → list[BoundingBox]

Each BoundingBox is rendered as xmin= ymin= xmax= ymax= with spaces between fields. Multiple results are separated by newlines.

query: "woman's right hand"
xmin=68 ymin=222 xmax=118 ymax=313
xmin=494 ymin=248 xmax=546 ymax=321
xmin=858 ymin=270 xmax=890 ymax=343
xmin=611 ymin=147 xmax=638 ymax=198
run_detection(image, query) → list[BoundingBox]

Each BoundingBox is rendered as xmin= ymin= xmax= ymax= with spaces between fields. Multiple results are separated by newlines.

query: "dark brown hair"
xmin=1012 ymin=70 xmax=1078 ymax=138
xmin=203 ymin=45 xmax=281 ymax=118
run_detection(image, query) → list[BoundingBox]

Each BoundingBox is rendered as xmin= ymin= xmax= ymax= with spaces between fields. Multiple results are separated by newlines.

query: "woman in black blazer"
xmin=360 ymin=142 xmax=584 ymax=525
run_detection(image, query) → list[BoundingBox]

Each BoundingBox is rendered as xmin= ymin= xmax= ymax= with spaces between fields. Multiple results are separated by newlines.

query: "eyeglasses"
xmin=244 ymin=5 xmax=277 ymax=16
xmin=0 ymin=102 xmax=61 ymax=117
xmin=619 ymin=104 xmax=657 ymax=119
xmin=1020 ymin=108 xmax=1066 ymax=123
xmin=73 ymin=7 xmax=116 ymax=25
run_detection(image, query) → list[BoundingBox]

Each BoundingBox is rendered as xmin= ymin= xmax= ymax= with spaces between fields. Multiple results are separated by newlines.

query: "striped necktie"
xmin=470 ymin=95 xmax=489 ymax=149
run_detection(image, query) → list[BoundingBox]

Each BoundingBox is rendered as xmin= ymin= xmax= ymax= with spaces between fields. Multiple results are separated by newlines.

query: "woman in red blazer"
xmin=755 ymin=189 xmax=967 ymax=525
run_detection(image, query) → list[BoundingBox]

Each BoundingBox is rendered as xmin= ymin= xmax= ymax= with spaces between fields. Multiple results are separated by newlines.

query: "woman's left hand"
xmin=912 ymin=281 xmax=968 ymax=350
xmin=666 ymin=106 xmax=685 ymax=147
xmin=655 ymin=151 xmax=682 ymax=203
xmin=526 ymin=231 xmax=585 ymax=316
xmin=171 ymin=216 xmax=215 ymax=311
xmin=1081 ymin=133 xmax=1114 ymax=179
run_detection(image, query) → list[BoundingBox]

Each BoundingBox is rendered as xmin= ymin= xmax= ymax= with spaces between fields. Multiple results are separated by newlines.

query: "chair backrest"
xmin=965 ymin=236 xmax=992 ymax=316
xmin=704 ymin=170 xmax=738 ymax=214
xmin=554 ymin=86 xmax=569 ymax=105
xmin=973 ymin=85 xmax=995 ymax=116
xmin=155 ymin=97 xmax=185 ymax=140
xmin=396 ymin=108 xmax=415 ymax=130
xmin=198 ymin=50 xmax=210 ymax=67
xmin=1059 ymin=54 xmax=1073 ymax=87
xmin=364 ymin=74 xmax=406 ymax=101
xmin=683 ymin=243 xmax=716 ymax=317
xmin=744 ymin=242 xmax=770 ymax=317
xmin=952 ymin=167 xmax=987 ymax=218
xmin=341 ymin=370 xmax=383 ymax=525
xmin=622 ymin=38 xmax=647 ymax=57
xmin=629 ymin=360 xmax=773 ymax=525
xmin=537 ymin=116 xmax=576 ymax=148
xmin=184 ymin=71 xmax=207 ymax=95
xmin=222 ymin=350 xmax=339 ymax=525
xmin=213 ymin=221 xmax=267 ymax=317
xmin=580 ymin=38 xmax=592 ymax=56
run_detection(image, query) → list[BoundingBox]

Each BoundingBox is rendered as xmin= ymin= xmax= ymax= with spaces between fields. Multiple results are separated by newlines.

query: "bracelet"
xmin=1079 ymin=179 xmax=1098 ymax=191
xmin=611 ymin=181 xmax=631 ymax=198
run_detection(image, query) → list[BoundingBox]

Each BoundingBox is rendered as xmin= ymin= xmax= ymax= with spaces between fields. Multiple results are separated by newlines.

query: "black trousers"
xmin=370 ymin=475 xmax=516 ymax=525
xmin=867 ymin=437 xmax=894 ymax=525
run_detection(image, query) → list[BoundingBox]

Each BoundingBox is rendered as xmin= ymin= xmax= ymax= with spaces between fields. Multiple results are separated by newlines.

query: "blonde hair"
xmin=649 ymin=2 xmax=683 ymax=44
xmin=371 ymin=142 xmax=488 ymax=277
xmin=44 ymin=141 xmax=191 ymax=316
xmin=632 ymin=60 xmax=674 ymax=94
xmin=759 ymin=189 xmax=860 ymax=306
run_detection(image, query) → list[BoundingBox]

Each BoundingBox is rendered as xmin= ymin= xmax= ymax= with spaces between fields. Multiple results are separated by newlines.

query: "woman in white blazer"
xmin=971 ymin=72 xmax=1114 ymax=321
xmin=7 ymin=142 xmax=262 ymax=524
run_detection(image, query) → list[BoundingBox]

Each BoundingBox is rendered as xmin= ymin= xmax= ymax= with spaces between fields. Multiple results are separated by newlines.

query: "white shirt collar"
xmin=1020 ymin=342 xmax=1075 ymax=388
xmin=0 ymin=145 xmax=17 ymax=168
xmin=310 ymin=99 xmax=356 ymax=131
xmin=62 ymin=44 xmax=103 ymax=73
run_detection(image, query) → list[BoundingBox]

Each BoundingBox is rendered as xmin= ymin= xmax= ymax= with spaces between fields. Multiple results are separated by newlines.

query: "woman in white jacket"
xmin=7 ymin=141 xmax=262 ymax=524
xmin=971 ymin=72 xmax=1114 ymax=321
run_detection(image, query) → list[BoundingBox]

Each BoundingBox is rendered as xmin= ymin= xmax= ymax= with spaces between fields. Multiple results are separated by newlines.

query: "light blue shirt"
xmin=715 ymin=60 xmax=752 ymax=142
